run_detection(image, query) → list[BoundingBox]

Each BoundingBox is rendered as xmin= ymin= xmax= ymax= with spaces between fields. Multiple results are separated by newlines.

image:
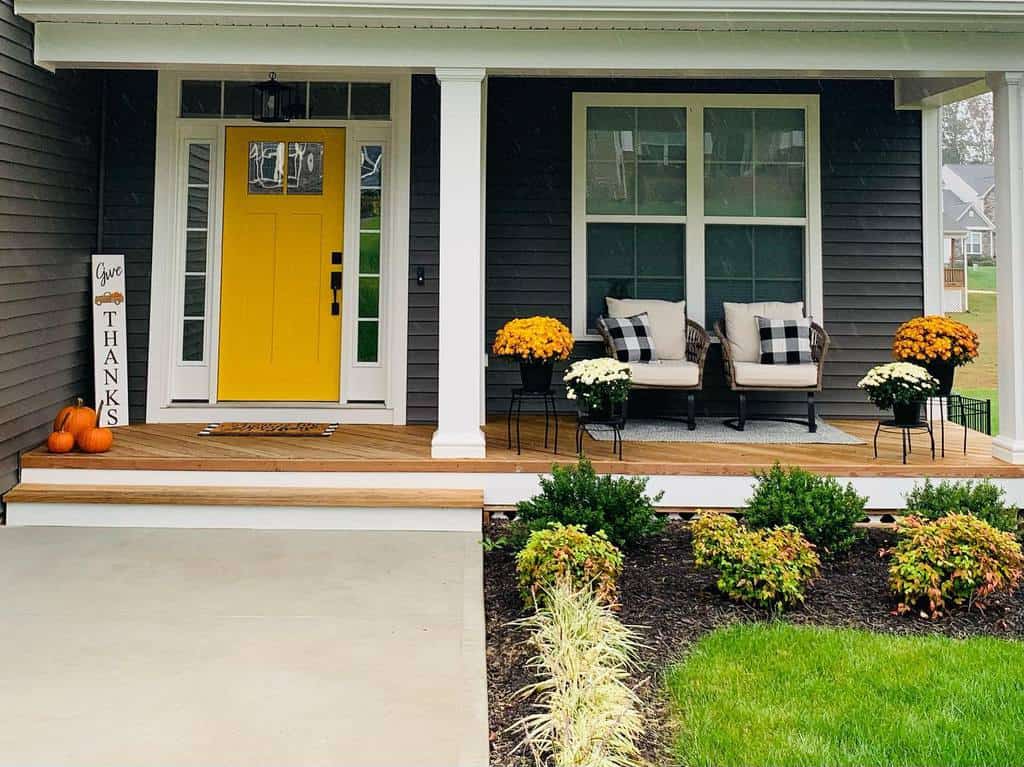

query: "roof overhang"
xmin=22 ymin=21 xmax=1024 ymax=75
xmin=16 ymin=0 xmax=1024 ymax=32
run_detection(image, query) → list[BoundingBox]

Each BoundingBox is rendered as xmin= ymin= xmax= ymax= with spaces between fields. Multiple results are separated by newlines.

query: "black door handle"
xmin=330 ymin=270 xmax=342 ymax=315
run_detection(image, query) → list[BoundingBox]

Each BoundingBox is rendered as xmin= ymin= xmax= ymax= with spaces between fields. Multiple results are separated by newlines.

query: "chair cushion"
xmin=732 ymin=362 xmax=818 ymax=388
xmin=723 ymin=301 xmax=805 ymax=363
xmin=606 ymin=297 xmax=686 ymax=360
xmin=598 ymin=313 xmax=656 ymax=362
xmin=756 ymin=316 xmax=813 ymax=365
xmin=626 ymin=359 xmax=700 ymax=388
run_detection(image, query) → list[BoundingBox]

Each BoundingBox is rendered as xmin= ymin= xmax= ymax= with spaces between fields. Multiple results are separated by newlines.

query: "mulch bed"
xmin=484 ymin=521 xmax=1024 ymax=767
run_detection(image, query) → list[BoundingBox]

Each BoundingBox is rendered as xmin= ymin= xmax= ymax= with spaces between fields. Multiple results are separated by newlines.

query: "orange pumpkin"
xmin=54 ymin=397 xmax=97 ymax=440
xmin=76 ymin=404 xmax=113 ymax=454
xmin=46 ymin=413 xmax=75 ymax=453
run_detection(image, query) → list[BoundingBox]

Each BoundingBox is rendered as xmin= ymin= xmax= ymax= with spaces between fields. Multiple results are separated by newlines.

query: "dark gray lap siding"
xmin=406 ymin=76 xmax=923 ymax=421
xmin=98 ymin=71 xmax=157 ymax=425
xmin=0 ymin=0 xmax=101 ymax=498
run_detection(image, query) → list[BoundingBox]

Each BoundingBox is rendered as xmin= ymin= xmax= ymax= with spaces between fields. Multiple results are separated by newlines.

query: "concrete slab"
xmin=0 ymin=527 xmax=488 ymax=767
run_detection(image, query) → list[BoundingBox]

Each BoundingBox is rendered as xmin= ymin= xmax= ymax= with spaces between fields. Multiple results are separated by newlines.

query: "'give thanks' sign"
xmin=91 ymin=254 xmax=129 ymax=426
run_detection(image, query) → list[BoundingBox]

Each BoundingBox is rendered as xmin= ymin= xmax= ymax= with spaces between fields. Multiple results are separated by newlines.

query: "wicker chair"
xmin=714 ymin=315 xmax=830 ymax=433
xmin=598 ymin=317 xmax=710 ymax=430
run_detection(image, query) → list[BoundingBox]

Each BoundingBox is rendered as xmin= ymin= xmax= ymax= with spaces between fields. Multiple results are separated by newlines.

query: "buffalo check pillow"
xmin=598 ymin=313 xmax=656 ymax=363
xmin=755 ymin=316 xmax=813 ymax=365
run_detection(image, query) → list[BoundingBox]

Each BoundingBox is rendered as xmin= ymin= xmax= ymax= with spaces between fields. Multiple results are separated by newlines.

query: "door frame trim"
xmin=147 ymin=70 xmax=411 ymax=425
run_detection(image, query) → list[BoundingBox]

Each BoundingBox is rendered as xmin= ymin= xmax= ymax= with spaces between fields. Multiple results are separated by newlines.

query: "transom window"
xmin=572 ymin=94 xmax=821 ymax=337
xmin=180 ymin=80 xmax=390 ymax=120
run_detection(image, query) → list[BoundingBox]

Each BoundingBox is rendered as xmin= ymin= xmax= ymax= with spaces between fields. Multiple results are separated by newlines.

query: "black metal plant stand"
xmin=575 ymin=401 xmax=627 ymax=461
xmin=873 ymin=419 xmax=935 ymax=464
xmin=506 ymin=388 xmax=558 ymax=455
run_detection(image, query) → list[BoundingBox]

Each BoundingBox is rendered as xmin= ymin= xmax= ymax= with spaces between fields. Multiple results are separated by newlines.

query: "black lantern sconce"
xmin=251 ymin=72 xmax=301 ymax=123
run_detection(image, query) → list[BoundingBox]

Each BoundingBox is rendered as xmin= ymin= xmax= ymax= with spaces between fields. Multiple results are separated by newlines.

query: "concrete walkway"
xmin=0 ymin=527 xmax=488 ymax=767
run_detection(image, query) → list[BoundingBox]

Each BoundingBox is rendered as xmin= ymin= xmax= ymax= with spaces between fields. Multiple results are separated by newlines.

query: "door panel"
xmin=218 ymin=128 xmax=345 ymax=401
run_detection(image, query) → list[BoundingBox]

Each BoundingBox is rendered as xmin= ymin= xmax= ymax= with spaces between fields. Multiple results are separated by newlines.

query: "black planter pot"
xmin=577 ymin=397 xmax=627 ymax=426
xmin=892 ymin=401 xmax=924 ymax=426
xmin=519 ymin=360 xmax=554 ymax=393
xmin=925 ymin=360 xmax=956 ymax=397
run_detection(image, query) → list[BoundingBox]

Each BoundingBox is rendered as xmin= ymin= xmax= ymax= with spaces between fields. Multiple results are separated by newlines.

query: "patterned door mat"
xmin=198 ymin=423 xmax=339 ymax=437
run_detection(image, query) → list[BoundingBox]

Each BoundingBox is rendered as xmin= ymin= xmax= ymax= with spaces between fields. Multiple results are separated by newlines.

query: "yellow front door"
xmin=218 ymin=128 xmax=345 ymax=401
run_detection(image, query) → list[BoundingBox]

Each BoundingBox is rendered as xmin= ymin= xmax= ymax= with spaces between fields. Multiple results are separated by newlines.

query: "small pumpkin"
xmin=46 ymin=413 xmax=75 ymax=454
xmin=54 ymin=397 xmax=97 ymax=440
xmin=76 ymin=404 xmax=113 ymax=454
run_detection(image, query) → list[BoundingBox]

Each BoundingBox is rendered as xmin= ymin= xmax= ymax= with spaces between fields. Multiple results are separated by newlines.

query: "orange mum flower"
xmin=892 ymin=315 xmax=978 ymax=367
xmin=492 ymin=316 xmax=574 ymax=362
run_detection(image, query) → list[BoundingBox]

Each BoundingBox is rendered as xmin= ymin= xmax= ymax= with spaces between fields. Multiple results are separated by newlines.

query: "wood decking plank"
xmin=18 ymin=418 xmax=1023 ymax=478
xmin=4 ymin=484 xmax=484 ymax=508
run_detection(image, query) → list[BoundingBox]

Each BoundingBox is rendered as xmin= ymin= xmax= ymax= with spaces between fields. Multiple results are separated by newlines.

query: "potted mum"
xmin=858 ymin=362 xmax=939 ymax=425
xmin=564 ymin=357 xmax=632 ymax=422
xmin=892 ymin=315 xmax=979 ymax=396
xmin=492 ymin=316 xmax=574 ymax=393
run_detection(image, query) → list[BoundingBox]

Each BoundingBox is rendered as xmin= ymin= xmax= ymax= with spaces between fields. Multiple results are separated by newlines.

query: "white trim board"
xmin=20 ymin=468 xmax=1024 ymax=511
xmin=29 ymin=24 xmax=1024 ymax=74
xmin=4 ymin=503 xmax=481 ymax=532
xmin=17 ymin=1 xmax=1024 ymax=33
xmin=147 ymin=70 xmax=411 ymax=425
xmin=571 ymin=91 xmax=822 ymax=340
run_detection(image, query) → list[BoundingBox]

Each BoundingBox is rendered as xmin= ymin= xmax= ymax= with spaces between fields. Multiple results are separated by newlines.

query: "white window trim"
xmin=965 ymin=230 xmax=984 ymax=255
xmin=571 ymin=92 xmax=823 ymax=340
xmin=148 ymin=70 xmax=411 ymax=424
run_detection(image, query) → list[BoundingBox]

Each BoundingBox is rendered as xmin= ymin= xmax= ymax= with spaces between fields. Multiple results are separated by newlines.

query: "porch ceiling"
xmin=15 ymin=0 xmax=1024 ymax=32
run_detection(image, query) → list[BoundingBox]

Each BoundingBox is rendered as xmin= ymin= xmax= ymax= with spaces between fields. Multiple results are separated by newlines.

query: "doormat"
xmin=585 ymin=418 xmax=862 ymax=445
xmin=198 ymin=423 xmax=339 ymax=438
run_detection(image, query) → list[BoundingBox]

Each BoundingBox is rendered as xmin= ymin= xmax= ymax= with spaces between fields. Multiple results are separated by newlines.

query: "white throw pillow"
xmin=605 ymin=298 xmax=686 ymax=360
xmin=723 ymin=301 xmax=805 ymax=363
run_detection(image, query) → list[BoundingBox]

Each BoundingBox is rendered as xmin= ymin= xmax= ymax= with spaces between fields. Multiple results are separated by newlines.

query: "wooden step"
xmin=3 ymin=484 xmax=483 ymax=509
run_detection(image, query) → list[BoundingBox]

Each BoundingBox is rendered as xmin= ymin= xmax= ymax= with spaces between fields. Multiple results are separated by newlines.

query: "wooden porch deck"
xmin=19 ymin=417 xmax=1024 ymax=478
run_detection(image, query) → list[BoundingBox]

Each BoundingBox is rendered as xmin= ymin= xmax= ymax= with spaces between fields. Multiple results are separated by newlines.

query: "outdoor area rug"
xmin=586 ymin=417 xmax=862 ymax=444
xmin=198 ymin=423 xmax=339 ymax=437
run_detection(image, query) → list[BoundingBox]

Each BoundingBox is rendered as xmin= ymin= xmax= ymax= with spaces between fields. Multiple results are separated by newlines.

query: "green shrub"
xmin=887 ymin=513 xmax=1023 ymax=619
xmin=743 ymin=463 xmax=866 ymax=556
xmin=515 ymin=524 xmax=623 ymax=607
xmin=692 ymin=512 xmax=820 ymax=610
xmin=512 ymin=457 xmax=664 ymax=549
xmin=904 ymin=479 xmax=1018 ymax=533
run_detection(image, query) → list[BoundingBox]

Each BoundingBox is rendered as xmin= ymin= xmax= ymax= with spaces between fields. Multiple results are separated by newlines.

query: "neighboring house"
xmin=942 ymin=163 xmax=996 ymax=265
xmin=4 ymin=0 xmax=1024 ymax=500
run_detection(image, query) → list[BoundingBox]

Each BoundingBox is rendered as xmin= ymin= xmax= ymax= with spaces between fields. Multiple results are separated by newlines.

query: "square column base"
xmin=992 ymin=436 xmax=1024 ymax=464
xmin=431 ymin=429 xmax=487 ymax=459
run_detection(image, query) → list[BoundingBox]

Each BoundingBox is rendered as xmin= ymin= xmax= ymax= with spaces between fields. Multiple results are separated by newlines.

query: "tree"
xmin=942 ymin=94 xmax=993 ymax=164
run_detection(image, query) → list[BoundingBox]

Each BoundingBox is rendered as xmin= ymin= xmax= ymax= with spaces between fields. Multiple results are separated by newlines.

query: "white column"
xmin=431 ymin=67 xmax=487 ymax=458
xmin=989 ymin=72 xmax=1024 ymax=463
xmin=921 ymin=105 xmax=944 ymax=315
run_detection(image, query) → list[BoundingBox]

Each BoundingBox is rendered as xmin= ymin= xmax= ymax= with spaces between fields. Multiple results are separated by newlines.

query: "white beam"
xmin=30 ymin=23 xmax=1024 ymax=74
xmin=921 ymin=106 xmax=944 ymax=315
xmin=989 ymin=72 xmax=1024 ymax=463
xmin=431 ymin=67 xmax=487 ymax=459
xmin=894 ymin=77 xmax=989 ymax=108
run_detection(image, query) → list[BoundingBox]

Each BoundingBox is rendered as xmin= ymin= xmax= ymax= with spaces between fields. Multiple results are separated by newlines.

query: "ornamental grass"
xmin=492 ymin=316 xmax=574 ymax=362
xmin=892 ymin=315 xmax=979 ymax=366
xmin=512 ymin=580 xmax=645 ymax=767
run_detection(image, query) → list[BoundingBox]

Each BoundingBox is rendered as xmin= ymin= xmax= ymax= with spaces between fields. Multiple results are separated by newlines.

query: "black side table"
xmin=507 ymin=388 xmax=558 ymax=455
xmin=873 ymin=419 xmax=935 ymax=464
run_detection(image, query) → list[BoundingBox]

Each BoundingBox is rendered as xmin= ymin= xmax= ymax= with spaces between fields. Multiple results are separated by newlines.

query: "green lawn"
xmin=967 ymin=265 xmax=997 ymax=293
xmin=949 ymin=291 xmax=998 ymax=434
xmin=666 ymin=623 xmax=1024 ymax=767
